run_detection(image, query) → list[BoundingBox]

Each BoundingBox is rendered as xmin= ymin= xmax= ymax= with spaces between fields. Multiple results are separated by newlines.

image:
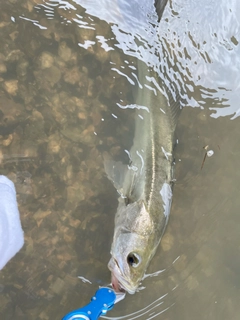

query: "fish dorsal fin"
xmin=136 ymin=58 xmax=182 ymax=133
xmin=166 ymin=89 xmax=182 ymax=132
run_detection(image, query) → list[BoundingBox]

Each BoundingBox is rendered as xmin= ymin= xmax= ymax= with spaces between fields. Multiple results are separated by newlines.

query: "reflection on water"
xmin=0 ymin=0 xmax=239 ymax=319
xmin=74 ymin=0 xmax=240 ymax=117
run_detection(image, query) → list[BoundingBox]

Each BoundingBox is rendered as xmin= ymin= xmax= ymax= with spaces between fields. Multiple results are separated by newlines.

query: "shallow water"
xmin=0 ymin=0 xmax=239 ymax=319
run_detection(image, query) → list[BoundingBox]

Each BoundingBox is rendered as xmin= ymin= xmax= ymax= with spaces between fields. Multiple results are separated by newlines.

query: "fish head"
xmin=108 ymin=200 xmax=157 ymax=294
xmin=108 ymin=232 xmax=152 ymax=294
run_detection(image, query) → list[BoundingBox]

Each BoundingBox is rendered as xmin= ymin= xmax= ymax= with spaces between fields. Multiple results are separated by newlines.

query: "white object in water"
xmin=0 ymin=175 xmax=24 ymax=270
xmin=207 ymin=150 xmax=214 ymax=157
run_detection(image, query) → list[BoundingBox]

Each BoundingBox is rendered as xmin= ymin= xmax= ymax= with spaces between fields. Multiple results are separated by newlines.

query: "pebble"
xmin=63 ymin=66 xmax=81 ymax=84
xmin=0 ymin=63 xmax=7 ymax=74
xmin=58 ymin=41 xmax=72 ymax=61
xmin=47 ymin=134 xmax=61 ymax=154
xmin=160 ymin=232 xmax=174 ymax=251
xmin=38 ymin=51 xmax=54 ymax=69
xmin=3 ymin=79 xmax=18 ymax=95
xmin=0 ymin=134 xmax=13 ymax=146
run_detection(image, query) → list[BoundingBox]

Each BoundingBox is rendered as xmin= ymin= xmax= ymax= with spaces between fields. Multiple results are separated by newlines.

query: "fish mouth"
xmin=108 ymin=258 xmax=137 ymax=294
xmin=111 ymin=272 xmax=126 ymax=293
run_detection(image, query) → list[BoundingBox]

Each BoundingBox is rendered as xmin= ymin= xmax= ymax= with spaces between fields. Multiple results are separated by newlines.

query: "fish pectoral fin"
xmin=103 ymin=152 xmax=127 ymax=192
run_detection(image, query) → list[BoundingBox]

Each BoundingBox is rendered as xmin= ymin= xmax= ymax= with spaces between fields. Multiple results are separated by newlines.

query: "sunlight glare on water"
xmin=23 ymin=0 xmax=240 ymax=117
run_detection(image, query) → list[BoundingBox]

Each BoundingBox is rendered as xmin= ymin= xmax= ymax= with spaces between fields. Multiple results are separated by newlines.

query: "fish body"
xmin=107 ymin=59 xmax=179 ymax=294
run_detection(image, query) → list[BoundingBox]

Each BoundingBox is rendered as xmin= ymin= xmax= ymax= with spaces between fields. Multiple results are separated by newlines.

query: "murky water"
xmin=0 ymin=0 xmax=239 ymax=319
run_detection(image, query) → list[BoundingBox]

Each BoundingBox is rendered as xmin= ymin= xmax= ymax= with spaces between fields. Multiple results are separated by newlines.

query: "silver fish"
xmin=105 ymin=55 xmax=180 ymax=294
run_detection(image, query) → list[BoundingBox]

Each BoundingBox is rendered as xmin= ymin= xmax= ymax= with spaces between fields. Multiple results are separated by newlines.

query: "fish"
xmin=154 ymin=0 xmax=168 ymax=21
xmin=105 ymin=0 xmax=180 ymax=294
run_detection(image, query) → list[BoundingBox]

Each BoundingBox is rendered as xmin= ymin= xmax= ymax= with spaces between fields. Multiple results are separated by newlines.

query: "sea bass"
xmin=105 ymin=55 xmax=180 ymax=294
xmin=105 ymin=0 xmax=179 ymax=294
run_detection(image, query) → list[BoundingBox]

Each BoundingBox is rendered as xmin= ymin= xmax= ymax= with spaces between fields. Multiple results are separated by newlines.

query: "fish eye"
xmin=127 ymin=253 xmax=141 ymax=267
